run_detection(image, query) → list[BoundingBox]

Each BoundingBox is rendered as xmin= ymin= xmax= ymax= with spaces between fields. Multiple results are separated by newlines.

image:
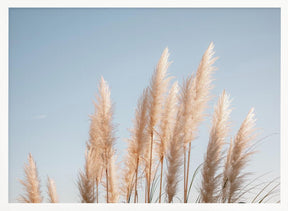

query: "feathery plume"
xmin=146 ymin=48 xmax=171 ymax=202
xmin=181 ymin=42 xmax=217 ymax=147
xmin=200 ymin=91 xmax=231 ymax=203
xmin=221 ymin=138 xmax=233 ymax=202
xmin=157 ymin=81 xmax=179 ymax=159
xmin=222 ymin=108 xmax=257 ymax=203
xmin=92 ymin=76 xmax=118 ymax=203
xmin=165 ymin=104 xmax=184 ymax=203
xmin=148 ymin=48 xmax=171 ymax=130
xmin=187 ymin=42 xmax=217 ymax=144
xmin=88 ymin=115 xmax=104 ymax=184
xmin=182 ymin=42 xmax=217 ymax=202
xmin=157 ymin=81 xmax=179 ymax=202
xmin=107 ymin=155 xmax=119 ymax=203
xmin=78 ymin=148 xmax=96 ymax=203
xmin=18 ymin=153 xmax=42 ymax=203
xmin=87 ymin=95 xmax=105 ymax=202
xmin=47 ymin=177 xmax=59 ymax=203
xmin=93 ymin=77 xmax=115 ymax=161
xmin=122 ymin=88 xmax=149 ymax=202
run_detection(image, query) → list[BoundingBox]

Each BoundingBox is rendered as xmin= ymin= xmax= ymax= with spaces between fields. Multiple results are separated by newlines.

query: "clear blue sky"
xmin=9 ymin=8 xmax=280 ymax=202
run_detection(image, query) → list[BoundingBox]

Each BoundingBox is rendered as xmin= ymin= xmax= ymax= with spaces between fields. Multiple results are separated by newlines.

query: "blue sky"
xmin=9 ymin=8 xmax=280 ymax=202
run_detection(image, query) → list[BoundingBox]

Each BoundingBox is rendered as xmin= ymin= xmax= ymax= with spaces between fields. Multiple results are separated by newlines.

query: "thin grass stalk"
xmin=258 ymin=183 xmax=280 ymax=203
xmin=134 ymin=157 xmax=139 ymax=203
xmin=148 ymin=131 xmax=153 ymax=202
xmin=106 ymin=166 xmax=109 ymax=203
xmin=183 ymin=146 xmax=187 ymax=202
xmin=186 ymin=163 xmax=203 ymax=202
xmin=221 ymin=138 xmax=233 ymax=202
xmin=96 ymin=180 xmax=99 ymax=203
xmin=251 ymin=177 xmax=279 ymax=203
xmin=150 ymin=174 xmax=160 ymax=202
xmin=184 ymin=142 xmax=191 ymax=202
xmin=158 ymin=158 xmax=164 ymax=202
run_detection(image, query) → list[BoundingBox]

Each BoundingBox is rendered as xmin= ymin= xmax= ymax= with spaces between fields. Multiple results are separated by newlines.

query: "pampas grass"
xmin=47 ymin=177 xmax=58 ymax=203
xmin=157 ymin=82 xmax=178 ymax=202
xmin=19 ymin=153 xmax=42 ymax=203
xmin=122 ymin=88 xmax=149 ymax=203
xmin=17 ymin=43 xmax=278 ymax=204
xmin=182 ymin=42 xmax=217 ymax=202
xmin=92 ymin=76 xmax=118 ymax=203
xmin=78 ymin=148 xmax=96 ymax=203
xmin=165 ymin=102 xmax=184 ymax=203
xmin=200 ymin=91 xmax=231 ymax=203
xmin=222 ymin=108 xmax=257 ymax=203
xmin=107 ymin=155 xmax=119 ymax=203
xmin=146 ymin=48 xmax=171 ymax=202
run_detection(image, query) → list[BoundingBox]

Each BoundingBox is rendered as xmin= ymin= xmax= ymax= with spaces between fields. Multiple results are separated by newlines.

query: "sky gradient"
xmin=9 ymin=8 xmax=280 ymax=202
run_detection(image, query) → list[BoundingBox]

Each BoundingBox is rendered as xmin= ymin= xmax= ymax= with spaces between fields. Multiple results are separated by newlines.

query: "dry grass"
xmin=19 ymin=153 xmax=42 ymax=203
xmin=157 ymin=81 xmax=179 ymax=202
xmin=182 ymin=42 xmax=218 ymax=202
xmin=93 ymin=77 xmax=118 ymax=203
xmin=122 ymin=88 xmax=149 ymax=202
xmin=78 ymin=148 xmax=96 ymax=203
xmin=165 ymin=103 xmax=184 ymax=203
xmin=47 ymin=177 xmax=59 ymax=203
xmin=200 ymin=91 xmax=231 ymax=203
xmin=17 ymin=43 xmax=278 ymax=203
xmin=222 ymin=108 xmax=257 ymax=203
xmin=146 ymin=47 xmax=171 ymax=202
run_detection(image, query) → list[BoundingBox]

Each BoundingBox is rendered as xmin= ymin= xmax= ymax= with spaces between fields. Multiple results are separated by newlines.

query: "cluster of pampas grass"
xmin=19 ymin=153 xmax=42 ymax=203
xmin=18 ymin=43 xmax=279 ymax=203
xmin=19 ymin=153 xmax=58 ymax=203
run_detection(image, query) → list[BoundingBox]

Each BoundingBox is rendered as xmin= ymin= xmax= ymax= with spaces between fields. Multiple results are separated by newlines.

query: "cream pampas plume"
xmin=221 ymin=138 xmax=233 ymax=202
xmin=157 ymin=82 xmax=179 ymax=160
xmin=181 ymin=42 xmax=217 ymax=147
xmin=47 ymin=177 xmax=59 ymax=203
xmin=107 ymin=155 xmax=119 ymax=203
xmin=157 ymin=81 xmax=178 ymax=202
xmin=182 ymin=42 xmax=217 ymax=202
xmin=87 ymin=143 xmax=103 ymax=203
xmin=146 ymin=48 xmax=171 ymax=202
xmin=165 ymin=104 xmax=184 ymax=203
xmin=88 ymin=91 xmax=105 ymax=202
xmin=222 ymin=108 xmax=257 ymax=203
xmin=200 ymin=91 xmax=231 ymax=203
xmin=78 ymin=148 xmax=96 ymax=203
xmin=93 ymin=76 xmax=118 ymax=203
xmin=19 ymin=153 xmax=42 ymax=203
xmin=122 ymin=88 xmax=149 ymax=202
